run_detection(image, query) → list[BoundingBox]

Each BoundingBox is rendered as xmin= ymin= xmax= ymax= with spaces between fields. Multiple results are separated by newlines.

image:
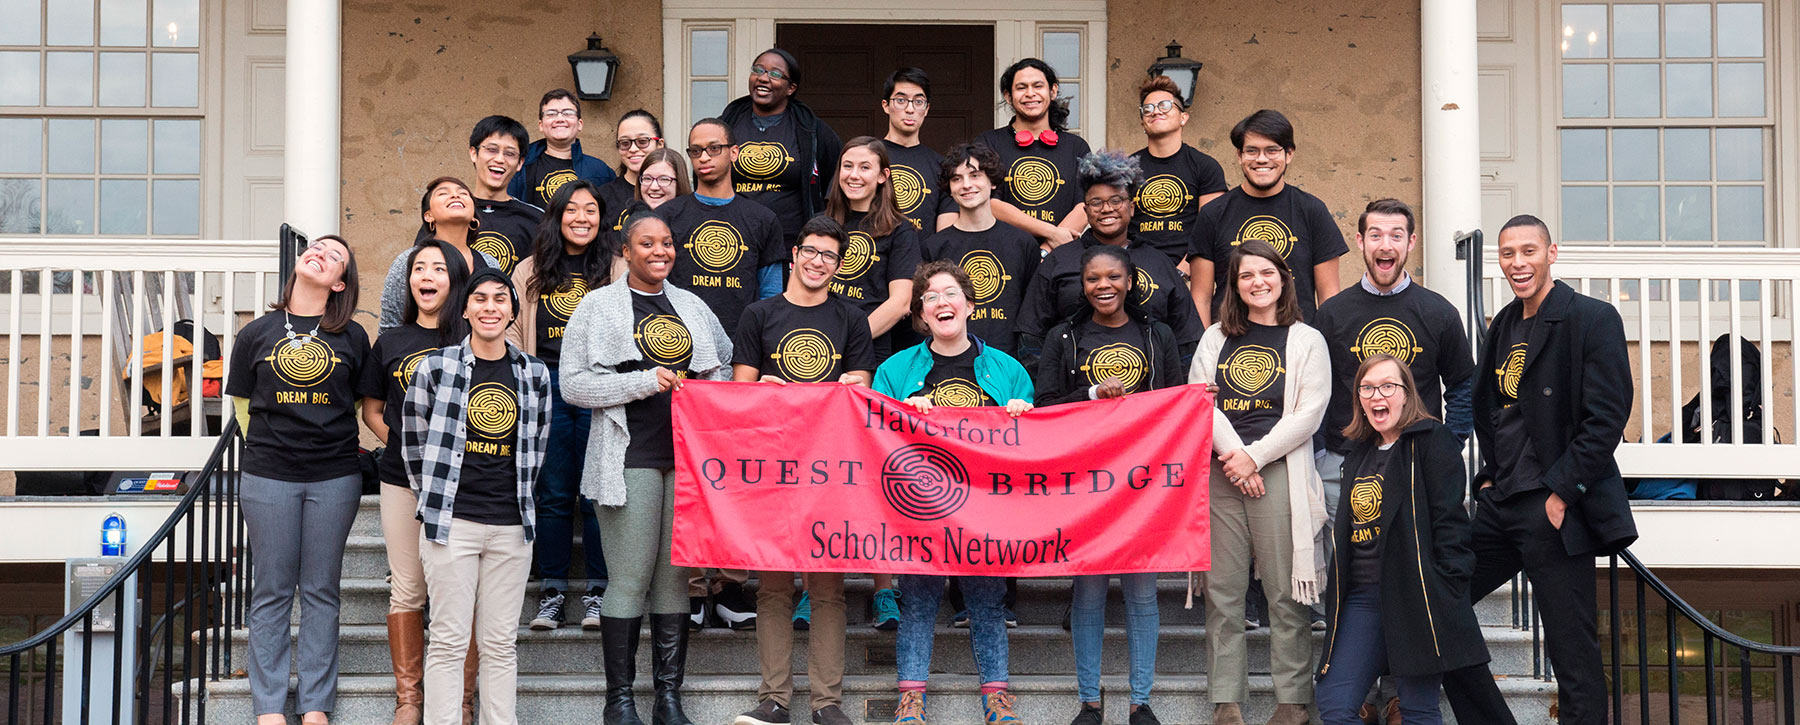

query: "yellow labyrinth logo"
xmin=1233 ymin=215 xmax=1297 ymax=258
xmin=546 ymin=276 xmax=589 ymax=321
xmin=890 ymin=164 xmax=930 ymax=215
xmin=736 ymin=141 xmax=793 ymax=180
xmin=1083 ymin=342 xmax=1147 ymax=390
xmin=471 ymin=231 xmax=517 ymax=273
xmin=1005 ymin=157 xmax=1062 ymax=206
xmin=538 ymin=169 xmax=578 ymax=203
xmin=393 ymin=347 xmax=439 ymax=391
xmin=960 ymin=250 xmax=1010 ymax=305
xmin=636 ymin=314 xmax=692 ymax=367
xmin=772 ymin=328 xmax=840 ymax=383
xmin=1220 ymin=344 xmax=1284 ymax=397
xmin=1133 ymin=267 xmax=1159 ymax=305
xmin=268 ymin=338 xmax=338 ymax=388
xmin=686 ymin=220 xmax=748 ymax=274
xmin=836 ymin=231 xmax=880 ymax=281
xmin=1136 ymin=174 xmax=1191 ymax=218
xmin=1352 ymin=318 xmax=1423 ymax=365
xmin=930 ymin=378 xmax=986 ymax=408
xmin=1350 ymin=474 xmax=1383 ymax=525
xmin=1498 ymin=343 xmax=1528 ymax=399
xmin=466 ymin=381 xmax=518 ymax=439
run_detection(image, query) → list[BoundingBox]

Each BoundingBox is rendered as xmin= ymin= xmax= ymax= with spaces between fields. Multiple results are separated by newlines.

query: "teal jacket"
xmin=874 ymin=336 xmax=1034 ymax=404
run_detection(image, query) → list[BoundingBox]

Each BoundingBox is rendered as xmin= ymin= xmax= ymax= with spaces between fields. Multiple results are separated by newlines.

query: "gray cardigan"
xmin=559 ymin=280 xmax=732 ymax=506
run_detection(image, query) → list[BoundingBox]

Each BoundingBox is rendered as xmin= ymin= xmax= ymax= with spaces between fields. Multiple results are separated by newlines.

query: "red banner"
xmin=670 ymin=381 xmax=1212 ymax=576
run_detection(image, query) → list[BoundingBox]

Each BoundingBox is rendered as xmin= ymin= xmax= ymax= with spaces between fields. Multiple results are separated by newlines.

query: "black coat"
xmin=719 ymin=95 xmax=842 ymax=226
xmin=1032 ymin=311 xmax=1182 ymax=405
xmin=1317 ymin=420 xmax=1489 ymax=677
xmin=1473 ymin=280 xmax=1637 ymax=557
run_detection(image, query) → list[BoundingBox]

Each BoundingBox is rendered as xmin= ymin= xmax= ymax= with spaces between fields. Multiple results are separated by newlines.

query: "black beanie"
xmin=465 ymin=267 xmax=521 ymax=318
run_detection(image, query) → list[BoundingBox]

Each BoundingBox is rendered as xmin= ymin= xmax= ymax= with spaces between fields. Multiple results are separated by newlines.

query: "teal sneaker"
xmin=872 ymin=587 xmax=901 ymax=630
xmin=792 ymin=590 xmax=811 ymax=630
xmin=982 ymin=690 xmax=1021 ymax=724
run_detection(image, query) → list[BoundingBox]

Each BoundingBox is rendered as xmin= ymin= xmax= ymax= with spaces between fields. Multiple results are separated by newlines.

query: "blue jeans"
xmin=897 ymin=575 xmax=1008 ymax=684
xmin=1317 ymin=583 xmax=1443 ymax=724
xmin=535 ymin=369 xmax=606 ymax=592
xmin=1072 ymin=573 xmax=1159 ymax=705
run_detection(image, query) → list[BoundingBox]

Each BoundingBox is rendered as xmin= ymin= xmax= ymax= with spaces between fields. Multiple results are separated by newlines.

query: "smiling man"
xmin=467 ymin=116 xmax=543 ymax=275
xmin=508 ymin=89 xmax=617 ymax=210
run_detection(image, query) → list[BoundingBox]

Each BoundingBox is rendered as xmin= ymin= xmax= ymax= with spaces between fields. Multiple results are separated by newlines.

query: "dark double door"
xmin=774 ymin=23 xmax=996 ymax=152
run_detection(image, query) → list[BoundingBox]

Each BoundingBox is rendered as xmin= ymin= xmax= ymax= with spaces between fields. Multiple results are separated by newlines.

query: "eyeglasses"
xmin=1083 ymin=195 xmax=1131 ymax=211
xmin=616 ymin=136 xmax=662 ymax=151
xmin=920 ymin=289 xmax=964 ymax=306
xmin=640 ymin=174 xmax=677 ymax=188
xmin=304 ymin=240 xmax=345 ymax=265
xmin=1139 ymin=99 xmax=1181 ymax=117
xmin=887 ymin=96 xmax=929 ymax=110
xmin=796 ymin=245 xmax=841 ymax=264
xmin=686 ymin=143 xmax=731 ymax=159
xmin=1239 ymin=146 xmax=1287 ymax=160
xmin=477 ymin=143 xmax=520 ymax=161
xmin=749 ymin=66 xmax=791 ymax=82
xmin=1357 ymin=382 xmax=1407 ymax=399
xmin=541 ymin=108 xmax=580 ymax=119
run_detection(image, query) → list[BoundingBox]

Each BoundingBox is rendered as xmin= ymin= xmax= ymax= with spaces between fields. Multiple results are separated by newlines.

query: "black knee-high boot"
xmin=601 ymin=616 xmax=646 ymax=725
xmin=648 ymin=613 xmax=693 ymax=725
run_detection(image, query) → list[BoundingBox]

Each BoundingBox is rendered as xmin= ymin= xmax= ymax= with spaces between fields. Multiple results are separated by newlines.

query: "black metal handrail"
xmin=1 ymin=419 xmax=246 ymax=724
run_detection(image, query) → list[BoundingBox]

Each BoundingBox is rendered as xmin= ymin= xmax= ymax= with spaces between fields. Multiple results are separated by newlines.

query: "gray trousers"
xmin=594 ymin=468 xmax=692 ymax=618
xmin=240 ymin=472 xmax=363 ymax=715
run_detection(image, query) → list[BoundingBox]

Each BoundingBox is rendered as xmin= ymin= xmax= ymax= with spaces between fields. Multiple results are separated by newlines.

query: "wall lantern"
xmin=568 ymin=33 xmax=621 ymax=101
xmin=1147 ymin=40 xmax=1203 ymax=107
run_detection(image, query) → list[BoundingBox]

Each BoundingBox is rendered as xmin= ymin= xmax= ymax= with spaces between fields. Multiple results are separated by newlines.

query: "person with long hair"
xmin=718 ymin=48 xmax=843 ymax=247
xmin=600 ymin=109 xmax=668 ymax=238
xmin=874 ymin=260 xmax=1033 ymax=725
xmin=380 ymin=176 xmax=502 ymax=329
xmin=920 ymin=143 xmax=1041 ymax=357
xmin=635 ymin=148 xmax=692 ymax=210
xmin=467 ymin=115 xmax=542 ymax=275
xmin=1314 ymin=355 xmax=1488 ymax=725
xmin=506 ymin=179 xmax=617 ymax=633
xmin=824 ymin=136 xmax=922 ymax=361
xmin=226 ymin=235 xmax=376 ymax=725
xmin=1188 ymin=240 xmax=1330 ymax=725
xmin=561 ymin=205 xmax=736 ymax=725
xmin=978 ymin=58 xmax=1093 ymax=250
xmin=1130 ymin=75 xmax=1226 ymax=269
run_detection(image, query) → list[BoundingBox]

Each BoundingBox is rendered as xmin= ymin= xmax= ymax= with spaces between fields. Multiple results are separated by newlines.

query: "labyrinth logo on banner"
xmin=670 ymin=381 xmax=1213 ymax=576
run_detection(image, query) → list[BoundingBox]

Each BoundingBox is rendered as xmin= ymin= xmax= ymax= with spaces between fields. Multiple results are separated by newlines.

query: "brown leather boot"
xmin=1265 ymin=703 xmax=1309 ymax=725
xmin=1382 ymin=697 xmax=1402 ymax=725
xmin=461 ymin=641 xmax=480 ymax=724
xmin=1213 ymin=703 xmax=1246 ymax=725
xmin=385 ymin=612 xmax=425 ymax=725
xmin=1357 ymin=702 xmax=1378 ymax=724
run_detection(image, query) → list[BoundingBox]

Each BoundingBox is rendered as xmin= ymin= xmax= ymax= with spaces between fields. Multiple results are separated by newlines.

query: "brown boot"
xmin=1382 ymin=697 xmax=1402 ymax=725
xmin=1265 ymin=703 xmax=1309 ymax=725
xmin=386 ymin=612 xmax=425 ymax=725
xmin=1213 ymin=703 xmax=1246 ymax=725
xmin=1357 ymin=702 xmax=1378 ymax=724
xmin=461 ymin=641 xmax=480 ymax=724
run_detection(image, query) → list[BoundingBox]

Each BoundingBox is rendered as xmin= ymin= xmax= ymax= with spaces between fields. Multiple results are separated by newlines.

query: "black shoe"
xmin=811 ymin=704 xmax=853 ymax=725
xmin=733 ymin=699 xmax=790 ymax=725
xmin=714 ymin=581 xmax=758 ymax=630
xmin=650 ymin=612 xmax=695 ymax=725
xmin=582 ymin=589 xmax=606 ymax=630
xmin=601 ymin=615 xmax=646 ymax=725
xmin=530 ymin=588 xmax=566 ymax=630
xmin=1070 ymin=703 xmax=1103 ymax=725
xmin=688 ymin=596 xmax=708 ymax=632
xmin=1128 ymin=704 xmax=1162 ymax=725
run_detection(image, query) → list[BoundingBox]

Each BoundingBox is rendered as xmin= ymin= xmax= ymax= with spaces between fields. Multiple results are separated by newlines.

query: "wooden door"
xmin=774 ymin=24 xmax=995 ymax=151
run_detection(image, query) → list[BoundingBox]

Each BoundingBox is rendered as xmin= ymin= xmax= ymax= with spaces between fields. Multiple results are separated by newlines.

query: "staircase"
xmin=201 ymin=495 xmax=1560 ymax=723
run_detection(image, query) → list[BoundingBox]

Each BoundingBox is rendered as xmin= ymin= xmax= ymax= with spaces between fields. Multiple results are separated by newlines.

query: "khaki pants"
xmin=419 ymin=521 xmax=532 ymax=725
xmin=756 ymin=572 xmax=846 ymax=709
xmin=1204 ymin=459 xmax=1313 ymax=705
xmin=689 ymin=568 xmax=750 ymax=597
xmin=379 ymin=485 xmax=427 ymax=613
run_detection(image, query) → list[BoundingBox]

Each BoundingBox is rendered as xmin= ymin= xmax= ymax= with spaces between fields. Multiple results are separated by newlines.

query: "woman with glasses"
xmin=1017 ymin=150 xmax=1203 ymax=370
xmin=977 ymin=58 xmax=1093 ymax=251
xmin=635 ymin=148 xmax=691 ymax=211
xmin=1314 ymin=354 xmax=1486 ymax=725
xmin=718 ymin=48 xmax=843 ymax=247
xmin=599 ymin=110 xmax=668 ymax=240
xmin=1130 ymin=76 xmax=1227 ymax=269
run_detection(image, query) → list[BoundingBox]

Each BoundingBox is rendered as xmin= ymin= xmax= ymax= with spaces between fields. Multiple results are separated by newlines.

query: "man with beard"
xmin=509 ymin=89 xmax=617 ymax=210
xmin=467 ymin=115 xmax=542 ymax=275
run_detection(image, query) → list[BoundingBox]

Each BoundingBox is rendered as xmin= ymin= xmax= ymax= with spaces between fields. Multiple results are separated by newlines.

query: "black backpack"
xmin=1680 ymin=334 xmax=1786 ymax=499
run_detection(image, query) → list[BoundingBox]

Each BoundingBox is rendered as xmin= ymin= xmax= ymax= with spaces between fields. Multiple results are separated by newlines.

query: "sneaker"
xmin=1310 ymin=609 xmax=1327 ymax=631
xmin=951 ymin=610 xmax=970 ymax=628
xmin=793 ymin=591 xmax=812 ymax=630
xmin=894 ymin=690 xmax=927 ymax=725
xmin=715 ymin=581 xmax=758 ymax=630
xmin=811 ymin=704 xmax=853 ymax=725
xmin=982 ymin=690 xmax=1022 ymax=724
xmin=872 ymin=588 xmax=901 ymax=630
xmin=1243 ymin=618 xmax=1261 ymax=631
xmin=733 ymin=699 xmax=791 ymax=725
xmin=529 ymin=589 xmax=565 ymax=631
xmin=1069 ymin=703 xmax=1102 ymax=725
xmin=581 ymin=590 xmax=604 ymax=630
xmin=1128 ymin=704 xmax=1161 ymax=725
xmin=689 ymin=595 xmax=709 ymax=631
xmin=1003 ymin=608 xmax=1019 ymax=628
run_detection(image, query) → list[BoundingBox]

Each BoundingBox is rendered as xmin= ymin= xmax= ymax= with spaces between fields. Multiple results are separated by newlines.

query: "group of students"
xmin=228 ymin=45 xmax=1636 ymax=725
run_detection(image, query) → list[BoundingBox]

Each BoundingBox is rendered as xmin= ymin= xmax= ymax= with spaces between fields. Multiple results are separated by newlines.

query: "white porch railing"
xmin=1479 ymin=245 xmax=1799 ymax=480
xmin=0 ymin=238 xmax=281 ymax=471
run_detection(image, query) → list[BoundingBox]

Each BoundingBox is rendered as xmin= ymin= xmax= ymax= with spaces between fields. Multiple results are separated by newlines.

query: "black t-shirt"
xmin=363 ymin=323 xmax=441 ymax=486
xmin=622 ymin=290 xmax=693 ymax=469
xmin=1313 ymin=283 xmax=1476 ymax=454
xmin=1019 ymin=234 xmax=1204 ymax=348
xmin=523 ymin=153 xmax=578 ymax=211
xmin=534 ymin=252 xmax=593 ymax=368
xmin=731 ymin=294 xmax=876 ymax=382
xmin=881 ymin=139 xmax=952 ymax=232
xmin=976 ymin=126 xmax=1092 ymax=229
xmin=1130 ymin=144 xmax=1228 ymax=265
xmin=1215 ymin=322 xmax=1290 ymax=446
xmin=831 ymin=211 xmax=922 ymax=314
xmin=1347 ymin=444 xmax=1395 ymax=587
xmin=472 ymin=197 xmax=543 ymax=275
xmin=598 ymin=177 xmax=636 ymax=245
xmin=1074 ymin=318 xmax=1153 ymax=395
xmin=921 ymin=223 xmax=1040 ymax=355
xmin=455 ymin=356 xmax=524 ymax=526
xmin=1190 ymin=185 xmax=1348 ymax=321
xmin=1490 ymin=314 xmax=1543 ymax=498
xmin=730 ymin=112 xmax=809 ymax=242
xmin=656 ymin=194 xmax=786 ymax=334
xmin=917 ymin=345 xmax=997 ymax=407
xmin=225 ymin=312 xmax=377 ymax=481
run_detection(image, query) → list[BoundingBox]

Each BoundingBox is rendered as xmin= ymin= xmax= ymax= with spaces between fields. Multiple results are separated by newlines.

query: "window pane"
xmin=151 ymin=52 xmax=197 ymax=107
xmin=1562 ymin=65 xmax=1608 ymax=118
xmin=151 ymin=178 xmax=198 ymax=235
xmin=1611 ymin=128 xmax=1658 ymax=181
xmin=47 ymin=0 xmax=95 ymax=45
xmin=152 ymin=118 xmax=199 ymax=174
xmin=0 ymin=0 xmax=40 ymax=44
xmin=1561 ymin=129 xmax=1606 ymax=181
xmin=1060 ymin=81 xmax=1080 ymax=129
xmin=152 ymin=0 xmax=198 ymax=47
xmin=1613 ymin=5 xmax=1659 ymax=57
xmin=100 ymin=118 xmax=147 ymax=173
xmin=98 ymin=179 xmax=146 ymax=234
xmin=1561 ymin=5 xmax=1608 ymax=58
xmin=45 ymin=52 xmax=95 ymax=106
xmin=1716 ymin=3 xmax=1763 ymax=57
xmin=0 ymin=179 xmax=42 ymax=233
xmin=47 ymin=119 xmax=96 ymax=174
xmin=1665 ymin=63 xmax=1712 ymax=117
xmin=99 ymin=52 xmax=147 ymax=106
xmin=1043 ymin=31 xmax=1081 ymax=78
xmin=1665 ymin=4 xmax=1712 ymax=57
xmin=0 ymin=51 xmax=42 ymax=106
xmin=1715 ymin=186 xmax=1762 ymax=241
xmin=1665 ymin=128 xmax=1710 ymax=180
xmin=0 ymin=118 xmax=41 ymax=173
xmin=1665 ymin=186 xmax=1712 ymax=241
xmin=1717 ymin=63 xmax=1763 ymax=116
xmin=1716 ymin=128 xmax=1761 ymax=181
xmin=101 ymin=0 xmax=146 ymax=46
xmin=46 ymin=179 xmax=94 ymax=235
xmin=1613 ymin=187 xmax=1660 ymax=241
xmin=689 ymin=80 xmax=726 ymax=126
xmin=1613 ymin=64 xmax=1659 ymax=118
xmin=689 ymin=29 xmax=727 ymax=77
xmin=1562 ymin=186 xmax=1608 ymax=241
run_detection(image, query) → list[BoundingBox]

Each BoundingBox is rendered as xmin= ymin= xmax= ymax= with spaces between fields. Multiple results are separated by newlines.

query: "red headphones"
xmin=1013 ymin=128 xmax=1060 ymax=148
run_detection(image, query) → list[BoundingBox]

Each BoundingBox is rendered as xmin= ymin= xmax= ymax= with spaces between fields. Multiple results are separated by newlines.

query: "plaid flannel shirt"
xmin=402 ymin=337 xmax=552 ymax=545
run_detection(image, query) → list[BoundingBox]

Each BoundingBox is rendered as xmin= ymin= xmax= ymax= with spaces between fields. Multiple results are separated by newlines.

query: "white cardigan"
xmin=1188 ymin=320 xmax=1331 ymax=605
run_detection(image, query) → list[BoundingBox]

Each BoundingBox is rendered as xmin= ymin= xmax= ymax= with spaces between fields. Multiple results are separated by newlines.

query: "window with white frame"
xmin=1040 ymin=28 xmax=1083 ymax=135
xmin=686 ymin=25 xmax=732 ymax=130
xmin=1556 ymin=2 xmax=1772 ymax=245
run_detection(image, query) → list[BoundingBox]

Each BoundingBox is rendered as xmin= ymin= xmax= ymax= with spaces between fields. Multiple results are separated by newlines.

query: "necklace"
xmin=283 ymin=310 xmax=320 ymax=350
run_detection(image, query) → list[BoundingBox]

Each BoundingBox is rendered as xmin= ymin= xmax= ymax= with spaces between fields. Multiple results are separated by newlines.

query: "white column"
xmin=284 ymin=0 xmax=342 ymax=237
xmin=1421 ymin=0 xmax=1482 ymax=315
